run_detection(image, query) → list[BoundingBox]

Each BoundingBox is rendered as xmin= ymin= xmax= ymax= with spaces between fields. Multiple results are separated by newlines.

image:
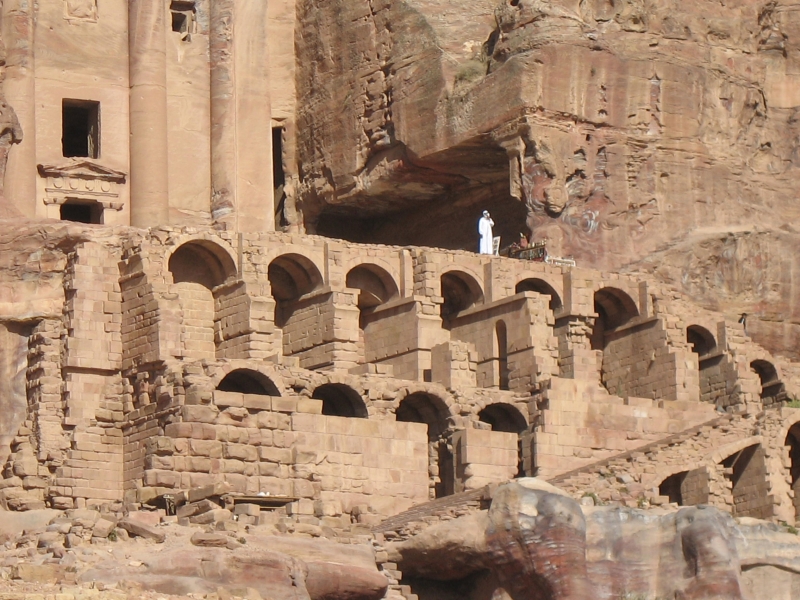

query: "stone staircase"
xmin=534 ymin=376 xmax=720 ymax=478
xmin=548 ymin=413 xmax=740 ymax=500
xmin=373 ymin=487 xmax=490 ymax=536
xmin=372 ymin=413 xmax=750 ymax=599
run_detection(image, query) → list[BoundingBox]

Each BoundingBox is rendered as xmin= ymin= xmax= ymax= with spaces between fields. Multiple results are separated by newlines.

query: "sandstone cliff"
xmin=293 ymin=0 xmax=800 ymax=360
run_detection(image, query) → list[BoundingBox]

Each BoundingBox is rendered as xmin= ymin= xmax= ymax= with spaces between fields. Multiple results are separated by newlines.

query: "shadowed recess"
xmin=217 ymin=369 xmax=281 ymax=396
xmin=312 ymin=383 xmax=368 ymax=418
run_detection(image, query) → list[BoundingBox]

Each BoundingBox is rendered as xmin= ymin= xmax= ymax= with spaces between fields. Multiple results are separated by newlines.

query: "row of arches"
xmin=655 ymin=418 xmax=800 ymax=521
xmin=213 ymin=369 xmax=530 ymax=499
xmin=658 ymin=442 xmax=772 ymax=519
xmin=685 ymin=324 xmax=785 ymax=407
xmin=165 ymin=239 xmax=785 ymax=408
xmin=216 ymin=369 xmax=369 ymax=418
xmin=166 ymin=237 xmax=566 ymax=322
xmin=215 ymin=369 xmax=528 ymax=431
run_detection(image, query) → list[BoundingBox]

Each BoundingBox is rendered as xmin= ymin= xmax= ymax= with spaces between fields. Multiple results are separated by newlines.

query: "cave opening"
xmin=312 ymin=143 xmax=528 ymax=251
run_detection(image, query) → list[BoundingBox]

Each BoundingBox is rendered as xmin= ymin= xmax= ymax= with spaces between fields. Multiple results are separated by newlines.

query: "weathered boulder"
xmin=388 ymin=478 xmax=800 ymax=600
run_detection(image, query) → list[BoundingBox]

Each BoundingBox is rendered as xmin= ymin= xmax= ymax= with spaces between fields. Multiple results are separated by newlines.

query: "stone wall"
xmin=0 ymin=224 xmax=798 ymax=525
xmin=550 ymin=408 xmax=800 ymax=523
xmin=136 ymin=390 xmax=429 ymax=517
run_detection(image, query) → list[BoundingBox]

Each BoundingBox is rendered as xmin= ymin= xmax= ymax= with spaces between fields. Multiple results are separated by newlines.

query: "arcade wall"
xmin=0 ymin=224 xmax=796 ymax=525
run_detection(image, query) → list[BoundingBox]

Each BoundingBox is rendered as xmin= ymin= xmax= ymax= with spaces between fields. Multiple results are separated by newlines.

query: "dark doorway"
xmin=60 ymin=202 xmax=101 ymax=224
xmin=62 ymin=99 xmax=99 ymax=158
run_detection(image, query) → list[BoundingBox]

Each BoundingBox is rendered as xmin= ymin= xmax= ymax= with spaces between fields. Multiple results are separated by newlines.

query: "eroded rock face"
xmin=294 ymin=0 xmax=800 ymax=359
xmin=486 ymin=481 xmax=589 ymax=600
xmin=388 ymin=479 xmax=800 ymax=600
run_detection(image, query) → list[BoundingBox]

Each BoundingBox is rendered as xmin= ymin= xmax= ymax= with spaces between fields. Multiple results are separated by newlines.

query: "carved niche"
xmin=65 ymin=0 xmax=98 ymax=22
xmin=37 ymin=161 xmax=126 ymax=213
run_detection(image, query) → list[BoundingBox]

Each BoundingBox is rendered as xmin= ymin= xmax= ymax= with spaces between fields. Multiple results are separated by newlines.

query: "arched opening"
xmin=168 ymin=241 xmax=237 ymax=360
xmin=590 ymin=287 xmax=641 ymax=396
xmin=687 ymin=325 xmax=721 ymax=405
xmin=217 ymin=369 xmax=280 ymax=396
xmin=396 ymin=393 xmax=453 ymax=498
xmin=478 ymin=403 xmax=528 ymax=477
xmin=346 ymin=264 xmax=399 ymax=364
xmin=440 ymin=271 xmax=483 ymax=327
xmin=658 ymin=468 xmax=709 ymax=506
xmin=590 ymin=287 xmax=639 ymax=349
xmin=268 ymin=254 xmax=323 ymax=328
xmin=312 ymin=383 xmax=368 ymax=418
xmin=346 ymin=264 xmax=398 ymax=312
xmin=478 ymin=403 xmax=527 ymax=433
xmin=515 ymin=278 xmax=562 ymax=311
xmin=750 ymin=359 xmax=786 ymax=407
xmin=721 ymin=444 xmax=772 ymax=518
xmin=495 ymin=320 xmax=509 ymax=390
xmin=168 ymin=241 xmax=236 ymax=289
xmin=786 ymin=423 xmax=800 ymax=520
xmin=687 ymin=325 xmax=716 ymax=357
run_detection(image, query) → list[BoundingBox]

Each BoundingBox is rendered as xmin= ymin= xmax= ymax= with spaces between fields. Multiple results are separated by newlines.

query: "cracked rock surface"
xmin=294 ymin=0 xmax=800 ymax=360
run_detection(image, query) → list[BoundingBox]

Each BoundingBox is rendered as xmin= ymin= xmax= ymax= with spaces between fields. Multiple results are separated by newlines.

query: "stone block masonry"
xmin=130 ymin=389 xmax=429 ymax=517
xmin=0 ymin=223 xmax=797 ymax=526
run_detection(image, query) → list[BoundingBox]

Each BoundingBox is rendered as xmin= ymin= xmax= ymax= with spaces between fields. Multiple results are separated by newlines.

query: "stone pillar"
xmin=2 ymin=0 xmax=36 ymax=217
xmin=129 ymin=0 xmax=170 ymax=227
xmin=210 ymin=0 xmax=273 ymax=232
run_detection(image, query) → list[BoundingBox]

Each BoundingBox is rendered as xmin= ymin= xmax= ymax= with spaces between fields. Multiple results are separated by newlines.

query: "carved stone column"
xmin=129 ymin=0 xmax=170 ymax=227
xmin=210 ymin=0 xmax=273 ymax=232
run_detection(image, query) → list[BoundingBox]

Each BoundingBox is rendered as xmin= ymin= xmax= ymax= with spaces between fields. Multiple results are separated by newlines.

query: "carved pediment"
xmin=37 ymin=161 xmax=127 ymax=183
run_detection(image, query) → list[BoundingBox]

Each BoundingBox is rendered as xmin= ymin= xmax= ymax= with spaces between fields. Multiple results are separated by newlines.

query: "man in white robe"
xmin=478 ymin=210 xmax=495 ymax=254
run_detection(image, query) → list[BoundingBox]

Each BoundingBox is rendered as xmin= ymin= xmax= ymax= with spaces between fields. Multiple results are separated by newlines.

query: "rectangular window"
xmin=62 ymin=99 xmax=100 ymax=159
xmin=273 ymin=126 xmax=287 ymax=228
xmin=170 ymin=1 xmax=196 ymax=40
xmin=60 ymin=201 xmax=102 ymax=224
xmin=272 ymin=126 xmax=285 ymax=190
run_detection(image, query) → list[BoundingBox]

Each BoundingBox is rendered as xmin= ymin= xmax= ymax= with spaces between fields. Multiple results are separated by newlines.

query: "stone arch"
xmin=590 ymin=287 xmax=643 ymax=396
xmin=312 ymin=383 xmax=368 ymax=418
xmin=751 ymin=359 xmax=786 ymax=407
xmin=687 ymin=325 xmax=723 ymax=406
xmin=657 ymin=467 xmax=709 ymax=507
xmin=515 ymin=277 xmax=562 ymax=311
xmin=440 ymin=269 xmax=484 ymax=324
xmin=209 ymin=362 xmax=287 ymax=395
xmin=346 ymin=263 xmax=399 ymax=349
xmin=687 ymin=325 xmax=716 ymax=357
xmin=216 ymin=368 xmax=281 ymax=396
xmin=592 ymin=287 xmax=639 ymax=332
xmin=717 ymin=441 xmax=772 ymax=519
xmin=478 ymin=402 xmax=529 ymax=479
xmin=268 ymin=253 xmax=324 ymax=329
xmin=396 ymin=391 xmax=454 ymax=498
xmin=269 ymin=253 xmax=323 ymax=301
xmin=478 ymin=402 xmax=528 ymax=433
xmin=167 ymin=240 xmax=238 ymax=360
xmin=708 ymin=436 xmax=764 ymax=465
xmin=396 ymin=392 xmax=452 ymax=440
xmin=342 ymin=255 xmax=400 ymax=289
xmin=165 ymin=236 xmax=238 ymax=288
xmin=345 ymin=263 xmax=399 ymax=308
